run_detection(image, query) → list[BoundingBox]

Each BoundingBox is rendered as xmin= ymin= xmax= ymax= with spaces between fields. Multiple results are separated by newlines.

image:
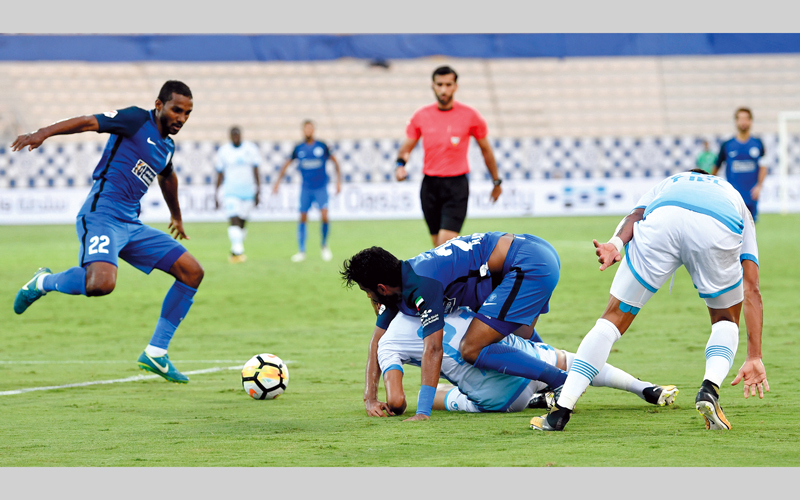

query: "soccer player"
xmin=395 ymin=66 xmax=502 ymax=247
xmin=214 ymin=126 xmax=262 ymax=263
xmin=712 ymin=107 xmax=768 ymax=221
xmin=11 ymin=80 xmax=203 ymax=384
xmin=531 ymin=169 xmax=768 ymax=432
xmin=695 ymin=140 xmax=717 ymax=174
xmin=272 ymin=120 xmax=341 ymax=262
xmin=342 ymin=232 xmax=569 ymax=421
xmin=376 ymin=308 xmax=678 ymax=415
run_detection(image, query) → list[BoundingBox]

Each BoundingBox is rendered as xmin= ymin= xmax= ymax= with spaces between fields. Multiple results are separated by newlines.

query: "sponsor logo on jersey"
xmin=103 ymin=110 xmax=118 ymax=119
xmin=749 ymin=146 xmax=760 ymax=158
xmin=731 ymin=160 xmax=756 ymax=173
xmin=420 ymin=308 xmax=440 ymax=328
xmin=131 ymin=159 xmax=157 ymax=187
xmin=313 ymin=146 xmax=324 ymax=157
xmin=443 ymin=296 xmax=457 ymax=315
xmin=450 ymin=136 xmax=460 ymax=146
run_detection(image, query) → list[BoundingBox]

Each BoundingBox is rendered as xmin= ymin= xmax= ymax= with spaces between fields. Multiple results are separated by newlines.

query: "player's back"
xmin=638 ymin=172 xmax=748 ymax=235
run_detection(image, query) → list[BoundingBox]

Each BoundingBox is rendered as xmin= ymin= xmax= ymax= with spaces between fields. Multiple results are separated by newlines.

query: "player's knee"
xmin=459 ymin=338 xmax=481 ymax=365
xmin=186 ymin=262 xmax=205 ymax=288
xmin=86 ymin=279 xmax=115 ymax=297
xmin=387 ymin=396 xmax=407 ymax=416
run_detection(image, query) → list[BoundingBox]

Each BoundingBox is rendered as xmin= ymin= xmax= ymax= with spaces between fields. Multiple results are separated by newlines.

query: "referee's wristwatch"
xmin=492 ymin=178 xmax=503 ymax=187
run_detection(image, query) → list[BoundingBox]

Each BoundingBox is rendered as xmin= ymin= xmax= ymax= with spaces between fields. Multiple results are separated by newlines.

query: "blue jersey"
xmin=715 ymin=137 xmax=764 ymax=206
xmin=78 ymin=107 xmax=175 ymax=221
xmin=291 ymin=140 xmax=331 ymax=189
xmin=376 ymin=232 xmax=506 ymax=337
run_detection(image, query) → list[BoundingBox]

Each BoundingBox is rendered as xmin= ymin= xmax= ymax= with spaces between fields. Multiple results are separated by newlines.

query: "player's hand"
xmin=254 ymin=191 xmax=260 ymax=207
xmin=750 ymin=184 xmax=762 ymax=201
xmin=490 ymin=185 xmax=502 ymax=203
xmin=168 ymin=217 xmax=189 ymax=240
xmin=731 ymin=358 xmax=769 ymax=399
xmin=364 ymin=399 xmax=395 ymax=417
xmin=403 ymin=413 xmax=429 ymax=422
xmin=395 ymin=166 xmax=408 ymax=182
xmin=593 ymin=239 xmax=621 ymax=271
xmin=11 ymin=130 xmax=47 ymax=152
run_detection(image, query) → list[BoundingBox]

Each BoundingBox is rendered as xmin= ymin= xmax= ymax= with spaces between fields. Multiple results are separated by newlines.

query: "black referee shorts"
xmin=420 ymin=174 xmax=469 ymax=235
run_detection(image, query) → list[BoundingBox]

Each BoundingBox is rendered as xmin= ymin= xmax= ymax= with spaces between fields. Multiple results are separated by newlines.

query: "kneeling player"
xmin=376 ymin=308 xmax=678 ymax=415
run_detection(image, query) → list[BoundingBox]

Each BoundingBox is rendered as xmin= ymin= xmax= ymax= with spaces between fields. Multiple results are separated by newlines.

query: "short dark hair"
xmin=735 ymin=107 xmax=752 ymax=120
xmin=688 ymin=168 xmax=711 ymax=175
xmin=432 ymin=65 xmax=458 ymax=82
xmin=158 ymin=80 xmax=192 ymax=104
xmin=340 ymin=247 xmax=402 ymax=291
xmin=302 ymin=119 xmax=314 ymax=127
xmin=230 ymin=126 xmax=241 ymax=134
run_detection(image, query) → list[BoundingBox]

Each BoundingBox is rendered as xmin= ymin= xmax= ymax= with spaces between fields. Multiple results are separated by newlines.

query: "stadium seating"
xmin=1 ymin=54 xmax=800 ymax=189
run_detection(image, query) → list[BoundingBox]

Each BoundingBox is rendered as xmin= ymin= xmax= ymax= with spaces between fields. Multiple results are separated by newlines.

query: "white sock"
xmin=145 ymin=345 xmax=168 ymax=357
xmin=565 ymin=351 xmax=651 ymax=399
xmin=703 ymin=321 xmax=739 ymax=387
xmin=558 ymin=318 xmax=621 ymax=410
xmin=228 ymin=225 xmax=244 ymax=255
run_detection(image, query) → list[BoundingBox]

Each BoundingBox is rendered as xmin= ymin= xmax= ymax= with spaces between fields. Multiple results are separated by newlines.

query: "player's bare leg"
xmin=320 ymin=208 xmax=332 ymax=261
xmin=434 ymin=229 xmax=459 ymax=247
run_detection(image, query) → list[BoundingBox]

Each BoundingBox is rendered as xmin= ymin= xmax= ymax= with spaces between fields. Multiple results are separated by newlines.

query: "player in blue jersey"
xmin=214 ymin=126 xmax=262 ymax=263
xmin=712 ymin=107 xmax=768 ymax=221
xmin=532 ymin=169 xmax=769 ymax=432
xmin=272 ymin=120 xmax=341 ymax=263
xmin=342 ymin=232 xmax=571 ymax=421
xmin=377 ymin=308 xmax=678 ymax=415
xmin=11 ymin=80 xmax=203 ymax=384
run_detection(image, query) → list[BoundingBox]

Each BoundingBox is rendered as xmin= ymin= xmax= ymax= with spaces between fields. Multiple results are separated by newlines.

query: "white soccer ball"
xmin=241 ymin=353 xmax=289 ymax=400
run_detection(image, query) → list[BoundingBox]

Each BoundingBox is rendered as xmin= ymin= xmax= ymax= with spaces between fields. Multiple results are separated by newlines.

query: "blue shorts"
xmin=299 ymin=186 xmax=329 ymax=213
xmin=77 ymin=212 xmax=187 ymax=274
xmin=476 ymin=234 xmax=561 ymax=334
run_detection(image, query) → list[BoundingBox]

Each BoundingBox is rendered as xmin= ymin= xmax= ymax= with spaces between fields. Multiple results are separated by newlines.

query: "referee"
xmin=395 ymin=66 xmax=502 ymax=247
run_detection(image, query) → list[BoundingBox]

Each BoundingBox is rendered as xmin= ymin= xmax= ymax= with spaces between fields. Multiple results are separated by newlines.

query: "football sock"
xmin=703 ymin=320 xmax=738 ymax=387
xmin=473 ymin=342 xmax=567 ymax=388
xmin=148 ymin=281 xmax=197 ymax=350
xmin=565 ymin=351 xmax=650 ymax=399
xmin=557 ymin=318 xmax=621 ymax=410
xmin=41 ymin=266 xmax=87 ymax=295
xmin=321 ymin=222 xmax=329 ymax=247
xmin=297 ymin=222 xmax=307 ymax=253
xmin=228 ymin=225 xmax=244 ymax=255
xmin=145 ymin=345 xmax=168 ymax=357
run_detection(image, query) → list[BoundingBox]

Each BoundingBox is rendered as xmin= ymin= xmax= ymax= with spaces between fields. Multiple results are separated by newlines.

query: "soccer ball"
xmin=241 ymin=353 xmax=289 ymax=400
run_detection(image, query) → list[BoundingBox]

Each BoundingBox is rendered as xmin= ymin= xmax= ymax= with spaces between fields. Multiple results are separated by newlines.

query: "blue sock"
xmin=149 ymin=281 xmax=197 ymax=350
xmin=42 ymin=267 xmax=87 ymax=295
xmin=530 ymin=328 xmax=543 ymax=343
xmin=321 ymin=222 xmax=329 ymax=247
xmin=474 ymin=342 xmax=567 ymax=388
xmin=297 ymin=222 xmax=307 ymax=253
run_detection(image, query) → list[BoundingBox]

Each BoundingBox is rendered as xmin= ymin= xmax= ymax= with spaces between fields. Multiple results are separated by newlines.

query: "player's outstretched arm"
xmin=404 ymin=329 xmax=444 ymax=422
xmin=731 ymin=259 xmax=769 ymax=398
xmin=595 ymin=208 xmax=644 ymax=270
xmin=365 ymin=325 xmax=394 ymax=417
xmin=330 ymin=155 xmax=342 ymax=194
xmin=158 ymin=172 xmax=189 ymax=240
xmin=214 ymin=172 xmax=224 ymax=210
xmin=11 ymin=115 xmax=99 ymax=152
xmin=476 ymin=137 xmax=502 ymax=202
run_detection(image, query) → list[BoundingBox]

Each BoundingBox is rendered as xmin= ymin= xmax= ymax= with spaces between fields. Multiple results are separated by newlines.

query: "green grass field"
xmin=0 ymin=214 xmax=798 ymax=467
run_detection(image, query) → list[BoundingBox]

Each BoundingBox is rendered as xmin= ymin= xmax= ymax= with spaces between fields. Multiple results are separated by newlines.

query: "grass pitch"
xmin=0 ymin=214 xmax=798 ymax=467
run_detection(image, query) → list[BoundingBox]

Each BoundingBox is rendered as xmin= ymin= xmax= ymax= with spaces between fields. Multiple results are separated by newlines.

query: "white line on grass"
xmin=0 ymin=365 xmax=241 ymax=396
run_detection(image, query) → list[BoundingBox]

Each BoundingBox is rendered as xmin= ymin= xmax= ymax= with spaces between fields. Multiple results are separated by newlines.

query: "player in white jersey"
xmin=214 ymin=126 xmax=262 ymax=263
xmin=532 ymin=169 xmax=768 ymax=433
xmin=375 ymin=308 xmax=678 ymax=415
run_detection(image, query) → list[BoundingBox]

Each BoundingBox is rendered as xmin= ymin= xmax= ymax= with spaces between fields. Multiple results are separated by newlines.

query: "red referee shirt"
xmin=405 ymin=102 xmax=488 ymax=177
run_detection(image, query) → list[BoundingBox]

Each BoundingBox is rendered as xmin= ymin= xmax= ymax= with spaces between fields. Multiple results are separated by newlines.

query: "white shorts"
xmin=224 ymin=196 xmax=255 ymax=220
xmin=610 ymin=205 xmax=744 ymax=310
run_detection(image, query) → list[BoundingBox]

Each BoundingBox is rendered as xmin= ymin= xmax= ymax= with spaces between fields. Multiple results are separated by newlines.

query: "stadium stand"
xmin=2 ymin=53 xmax=800 ymax=190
